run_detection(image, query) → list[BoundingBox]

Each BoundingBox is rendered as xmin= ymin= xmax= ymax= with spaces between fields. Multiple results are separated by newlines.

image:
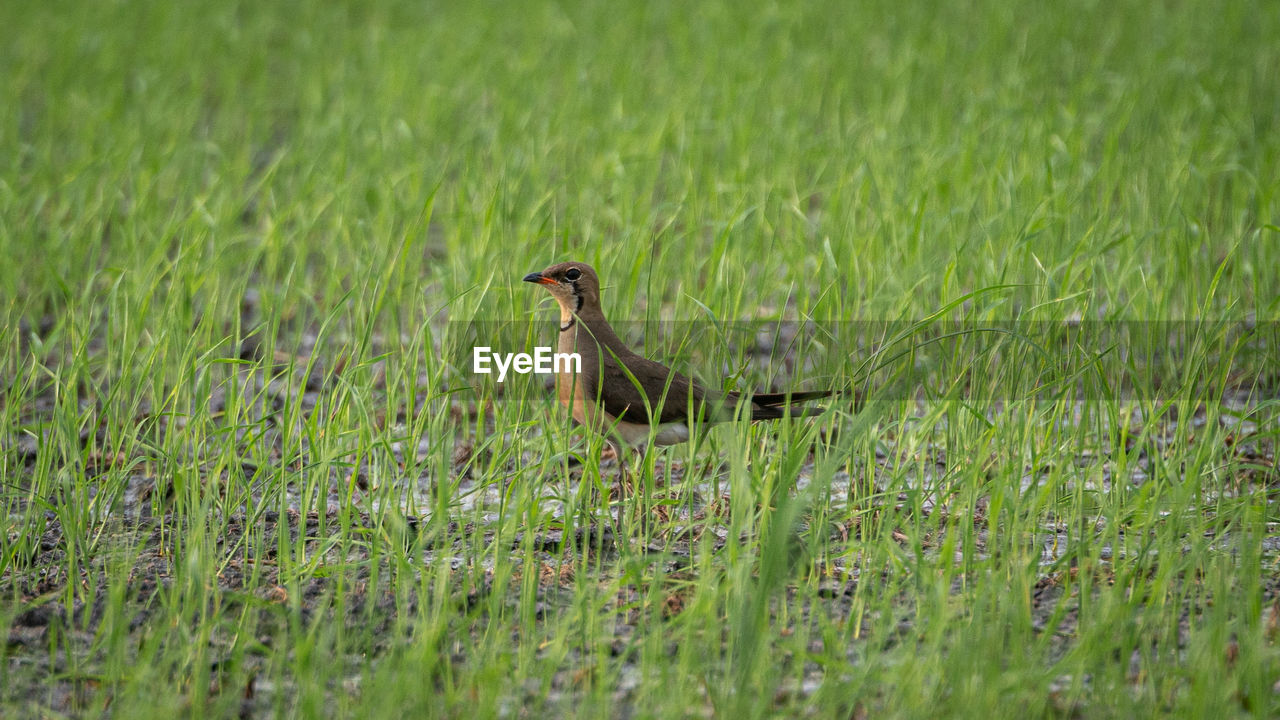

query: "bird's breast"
xmin=556 ymin=325 xmax=591 ymax=426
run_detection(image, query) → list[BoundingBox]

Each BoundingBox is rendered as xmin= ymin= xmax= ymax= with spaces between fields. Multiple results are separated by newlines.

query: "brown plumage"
xmin=523 ymin=261 xmax=833 ymax=451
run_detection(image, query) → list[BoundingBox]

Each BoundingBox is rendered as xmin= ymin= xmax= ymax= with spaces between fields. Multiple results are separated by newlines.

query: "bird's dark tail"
xmin=750 ymin=390 xmax=836 ymax=407
xmin=745 ymin=389 xmax=838 ymax=420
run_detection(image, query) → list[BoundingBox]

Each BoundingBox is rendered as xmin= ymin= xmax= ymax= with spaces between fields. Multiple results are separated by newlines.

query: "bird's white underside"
xmin=612 ymin=418 xmax=691 ymax=447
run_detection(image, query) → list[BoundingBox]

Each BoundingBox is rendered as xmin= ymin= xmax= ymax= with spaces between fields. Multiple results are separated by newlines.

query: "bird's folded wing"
xmin=595 ymin=353 xmax=716 ymax=425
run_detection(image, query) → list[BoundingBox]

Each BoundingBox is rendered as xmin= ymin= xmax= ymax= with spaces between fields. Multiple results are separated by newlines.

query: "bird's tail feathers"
xmin=743 ymin=389 xmax=838 ymax=420
xmin=750 ymin=389 xmax=837 ymax=407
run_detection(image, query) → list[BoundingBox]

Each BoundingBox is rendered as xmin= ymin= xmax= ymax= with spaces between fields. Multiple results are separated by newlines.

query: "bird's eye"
xmin=564 ymin=268 xmax=581 ymax=281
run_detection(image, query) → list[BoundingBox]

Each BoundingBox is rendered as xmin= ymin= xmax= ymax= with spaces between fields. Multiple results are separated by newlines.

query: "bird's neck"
xmin=556 ymin=301 xmax=631 ymax=357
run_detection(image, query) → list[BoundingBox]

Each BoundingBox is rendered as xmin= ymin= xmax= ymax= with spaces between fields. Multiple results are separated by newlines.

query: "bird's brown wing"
xmin=594 ymin=353 xmax=836 ymax=424
xmin=593 ymin=351 xmax=717 ymax=425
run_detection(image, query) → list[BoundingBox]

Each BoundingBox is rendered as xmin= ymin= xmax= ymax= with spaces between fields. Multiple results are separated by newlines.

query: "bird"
xmin=523 ymin=261 xmax=834 ymax=460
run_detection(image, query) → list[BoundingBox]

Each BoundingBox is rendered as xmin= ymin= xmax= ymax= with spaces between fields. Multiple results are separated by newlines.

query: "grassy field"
xmin=3 ymin=0 xmax=1279 ymax=716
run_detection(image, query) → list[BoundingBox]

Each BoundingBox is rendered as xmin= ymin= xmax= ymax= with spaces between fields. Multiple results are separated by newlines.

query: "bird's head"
xmin=523 ymin=261 xmax=601 ymax=314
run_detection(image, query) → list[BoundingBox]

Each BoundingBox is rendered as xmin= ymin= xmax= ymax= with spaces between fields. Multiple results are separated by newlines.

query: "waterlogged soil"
xmin=6 ymin=432 xmax=1280 ymax=718
xmin=6 ymin=504 xmax=733 ymax=717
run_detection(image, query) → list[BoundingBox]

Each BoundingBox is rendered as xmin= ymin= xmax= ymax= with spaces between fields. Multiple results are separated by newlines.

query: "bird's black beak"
xmin=523 ymin=272 xmax=556 ymax=286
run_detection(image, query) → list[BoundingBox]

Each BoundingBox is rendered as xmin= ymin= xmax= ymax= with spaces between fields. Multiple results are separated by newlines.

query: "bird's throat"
xmin=558 ymin=303 xmax=576 ymax=332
